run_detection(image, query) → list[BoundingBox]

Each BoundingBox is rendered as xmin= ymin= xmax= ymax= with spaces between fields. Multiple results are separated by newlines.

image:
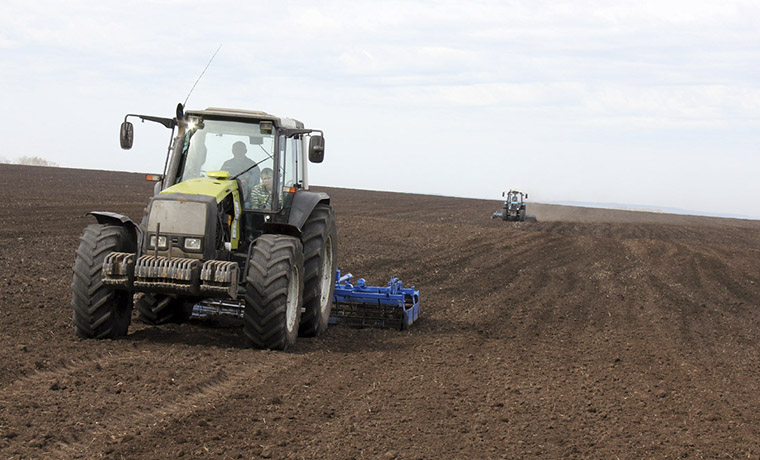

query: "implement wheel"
xmin=299 ymin=203 xmax=338 ymax=337
xmin=134 ymin=293 xmax=193 ymax=325
xmin=71 ymin=224 xmax=135 ymax=339
xmin=243 ymin=234 xmax=304 ymax=350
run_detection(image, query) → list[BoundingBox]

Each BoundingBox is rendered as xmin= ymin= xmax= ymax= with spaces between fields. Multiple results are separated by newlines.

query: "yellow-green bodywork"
xmin=160 ymin=172 xmax=242 ymax=249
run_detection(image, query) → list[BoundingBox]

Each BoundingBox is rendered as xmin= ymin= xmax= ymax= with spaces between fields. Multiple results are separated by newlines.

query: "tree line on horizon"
xmin=0 ymin=156 xmax=59 ymax=167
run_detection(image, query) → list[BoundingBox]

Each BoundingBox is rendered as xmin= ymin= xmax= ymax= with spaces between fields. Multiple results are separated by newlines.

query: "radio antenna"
xmin=183 ymin=43 xmax=222 ymax=107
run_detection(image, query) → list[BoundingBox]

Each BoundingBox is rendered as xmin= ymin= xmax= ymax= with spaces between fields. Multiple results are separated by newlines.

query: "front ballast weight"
xmin=103 ymin=252 xmax=239 ymax=298
xmin=330 ymin=270 xmax=420 ymax=330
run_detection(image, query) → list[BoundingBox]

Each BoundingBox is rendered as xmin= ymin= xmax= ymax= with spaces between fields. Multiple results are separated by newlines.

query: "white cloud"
xmin=0 ymin=0 xmax=759 ymax=217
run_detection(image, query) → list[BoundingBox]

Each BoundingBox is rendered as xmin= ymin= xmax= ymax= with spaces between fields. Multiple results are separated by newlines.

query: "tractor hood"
xmin=161 ymin=174 xmax=238 ymax=203
xmin=157 ymin=172 xmax=243 ymax=251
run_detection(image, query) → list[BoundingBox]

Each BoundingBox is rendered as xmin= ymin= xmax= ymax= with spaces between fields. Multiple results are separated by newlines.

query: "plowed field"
xmin=2 ymin=164 xmax=760 ymax=459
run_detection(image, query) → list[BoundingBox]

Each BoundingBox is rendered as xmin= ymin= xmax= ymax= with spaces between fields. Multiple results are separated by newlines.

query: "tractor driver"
xmin=249 ymin=167 xmax=274 ymax=209
xmin=221 ymin=141 xmax=260 ymax=197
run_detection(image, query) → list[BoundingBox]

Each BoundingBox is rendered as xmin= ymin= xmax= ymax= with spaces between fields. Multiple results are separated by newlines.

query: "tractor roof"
xmin=186 ymin=107 xmax=304 ymax=129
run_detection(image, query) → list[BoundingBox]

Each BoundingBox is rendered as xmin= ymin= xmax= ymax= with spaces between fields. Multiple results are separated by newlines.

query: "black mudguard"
xmin=287 ymin=191 xmax=330 ymax=231
xmin=87 ymin=211 xmax=141 ymax=248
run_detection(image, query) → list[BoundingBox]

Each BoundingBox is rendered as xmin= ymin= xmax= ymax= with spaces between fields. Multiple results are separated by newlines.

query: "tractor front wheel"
xmin=298 ymin=204 xmax=338 ymax=337
xmin=71 ymin=224 xmax=135 ymax=339
xmin=243 ymin=235 xmax=304 ymax=350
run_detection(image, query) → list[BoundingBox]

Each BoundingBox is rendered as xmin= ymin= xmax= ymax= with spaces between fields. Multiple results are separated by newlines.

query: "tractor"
xmin=492 ymin=190 xmax=528 ymax=222
xmin=71 ymin=103 xmax=336 ymax=350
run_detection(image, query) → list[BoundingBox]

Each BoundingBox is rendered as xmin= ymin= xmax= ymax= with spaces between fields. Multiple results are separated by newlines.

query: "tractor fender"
xmin=287 ymin=191 xmax=330 ymax=231
xmin=87 ymin=211 xmax=142 ymax=247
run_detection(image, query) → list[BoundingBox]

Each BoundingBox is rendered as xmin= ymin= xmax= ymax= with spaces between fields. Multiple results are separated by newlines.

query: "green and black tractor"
xmin=71 ymin=104 xmax=337 ymax=350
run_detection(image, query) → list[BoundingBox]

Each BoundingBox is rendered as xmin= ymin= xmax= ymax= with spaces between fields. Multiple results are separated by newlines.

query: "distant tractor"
xmin=71 ymin=103 xmax=336 ymax=350
xmin=493 ymin=190 xmax=529 ymax=222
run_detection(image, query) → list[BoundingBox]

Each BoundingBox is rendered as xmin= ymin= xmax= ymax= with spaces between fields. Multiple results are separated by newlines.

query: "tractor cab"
xmin=507 ymin=190 xmax=524 ymax=206
xmin=173 ymin=109 xmax=316 ymax=213
xmin=120 ymin=107 xmax=327 ymax=255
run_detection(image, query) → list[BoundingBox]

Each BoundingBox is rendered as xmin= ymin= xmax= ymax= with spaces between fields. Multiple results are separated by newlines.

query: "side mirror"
xmin=308 ymin=135 xmax=325 ymax=163
xmin=120 ymin=121 xmax=134 ymax=150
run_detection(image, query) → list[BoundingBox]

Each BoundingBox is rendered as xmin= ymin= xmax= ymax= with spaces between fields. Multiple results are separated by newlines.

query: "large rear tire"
xmin=134 ymin=293 xmax=193 ymax=325
xmin=71 ymin=224 xmax=135 ymax=339
xmin=243 ymin=235 xmax=304 ymax=350
xmin=298 ymin=204 xmax=338 ymax=337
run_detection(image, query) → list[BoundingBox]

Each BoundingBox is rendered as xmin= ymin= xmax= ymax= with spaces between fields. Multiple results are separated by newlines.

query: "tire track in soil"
xmin=404 ymin=226 xmax=561 ymax=329
xmin=624 ymin=238 xmax=760 ymax=453
xmin=101 ymin=334 xmax=502 ymax=460
xmin=0 ymin=351 xmax=146 ymax=392
xmin=625 ymin=238 xmax=760 ymax=316
xmin=475 ymin=230 xmax=607 ymax=339
xmin=640 ymin=242 xmax=760 ymax=349
xmin=0 ymin=348 xmax=307 ymax=460
xmin=468 ymin=227 xmax=760 ymax=458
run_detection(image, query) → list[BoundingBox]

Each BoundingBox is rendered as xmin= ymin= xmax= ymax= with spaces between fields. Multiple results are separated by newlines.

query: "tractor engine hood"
xmin=152 ymin=173 xmax=243 ymax=254
xmin=160 ymin=173 xmax=238 ymax=203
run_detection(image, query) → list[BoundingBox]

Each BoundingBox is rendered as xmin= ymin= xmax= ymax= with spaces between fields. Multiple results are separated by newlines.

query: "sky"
xmin=1 ymin=0 xmax=759 ymax=218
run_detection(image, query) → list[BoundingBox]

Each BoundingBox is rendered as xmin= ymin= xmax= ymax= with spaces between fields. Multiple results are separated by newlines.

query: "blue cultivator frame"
xmin=330 ymin=270 xmax=420 ymax=330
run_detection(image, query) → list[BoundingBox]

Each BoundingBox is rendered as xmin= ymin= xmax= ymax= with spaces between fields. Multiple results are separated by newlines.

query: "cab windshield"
xmin=179 ymin=119 xmax=275 ymax=210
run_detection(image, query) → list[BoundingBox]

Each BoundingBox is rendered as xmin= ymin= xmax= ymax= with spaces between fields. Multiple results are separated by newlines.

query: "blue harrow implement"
xmin=330 ymin=270 xmax=420 ymax=330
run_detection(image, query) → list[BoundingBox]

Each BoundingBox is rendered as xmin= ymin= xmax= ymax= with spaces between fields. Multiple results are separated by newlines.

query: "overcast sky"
xmin=2 ymin=0 xmax=758 ymax=218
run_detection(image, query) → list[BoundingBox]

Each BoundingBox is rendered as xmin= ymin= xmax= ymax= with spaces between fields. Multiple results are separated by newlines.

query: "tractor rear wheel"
xmin=243 ymin=235 xmax=304 ymax=350
xmin=71 ymin=224 xmax=135 ymax=339
xmin=519 ymin=209 xmax=526 ymax=222
xmin=134 ymin=293 xmax=193 ymax=325
xmin=298 ymin=204 xmax=338 ymax=337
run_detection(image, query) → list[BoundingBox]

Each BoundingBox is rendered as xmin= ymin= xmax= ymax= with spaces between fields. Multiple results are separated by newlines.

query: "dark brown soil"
xmin=1 ymin=163 xmax=760 ymax=459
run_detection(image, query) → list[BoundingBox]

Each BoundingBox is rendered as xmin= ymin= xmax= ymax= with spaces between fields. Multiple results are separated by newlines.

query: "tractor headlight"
xmin=149 ymin=235 xmax=168 ymax=249
xmin=184 ymin=237 xmax=202 ymax=251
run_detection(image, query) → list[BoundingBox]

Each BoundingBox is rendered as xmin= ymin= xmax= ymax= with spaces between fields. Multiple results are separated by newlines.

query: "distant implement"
xmin=492 ymin=190 xmax=537 ymax=222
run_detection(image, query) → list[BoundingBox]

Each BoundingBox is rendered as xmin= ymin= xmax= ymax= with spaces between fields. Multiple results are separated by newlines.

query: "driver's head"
xmin=260 ymin=168 xmax=273 ymax=186
xmin=232 ymin=141 xmax=247 ymax=156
